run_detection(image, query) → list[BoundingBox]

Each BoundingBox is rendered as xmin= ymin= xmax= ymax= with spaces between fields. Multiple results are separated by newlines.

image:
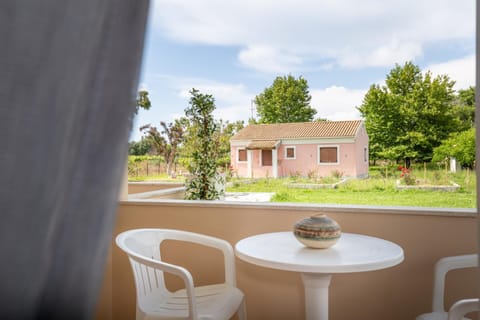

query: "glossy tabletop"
xmin=235 ymin=232 xmax=404 ymax=320
xmin=235 ymin=231 xmax=404 ymax=273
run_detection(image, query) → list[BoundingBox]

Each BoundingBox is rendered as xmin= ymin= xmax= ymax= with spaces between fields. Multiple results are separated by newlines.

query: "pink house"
xmin=230 ymin=120 xmax=369 ymax=178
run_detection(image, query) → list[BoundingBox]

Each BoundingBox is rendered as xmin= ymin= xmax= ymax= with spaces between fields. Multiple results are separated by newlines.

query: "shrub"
xmin=398 ymin=165 xmax=416 ymax=185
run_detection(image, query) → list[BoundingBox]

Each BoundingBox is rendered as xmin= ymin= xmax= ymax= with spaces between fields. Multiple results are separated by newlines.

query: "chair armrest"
xmin=127 ymin=253 xmax=198 ymax=320
xmin=432 ymin=254 xmax=478 ymax=312
xmin=448 ymin=299 xmax=480 ymax=320
xmin=161 ymin=229 xmax=237 ymax=286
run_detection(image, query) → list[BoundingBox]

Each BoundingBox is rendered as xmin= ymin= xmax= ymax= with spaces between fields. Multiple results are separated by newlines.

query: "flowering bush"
xmin=398 ymin=165 xmax=416 ymax=185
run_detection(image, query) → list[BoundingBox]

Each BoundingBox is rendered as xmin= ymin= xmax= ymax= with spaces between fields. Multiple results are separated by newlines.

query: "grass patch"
xmin=227 ymin=172 xmax=476 ymax=208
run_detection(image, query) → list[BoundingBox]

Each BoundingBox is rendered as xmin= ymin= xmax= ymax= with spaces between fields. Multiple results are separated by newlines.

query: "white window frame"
xmin=317 ymin=145 xmax=340 ymax=165
xmin=284 ymin=146 xmax=296 ymax=160
xmin=237 ymin=148 xmax=247 ymax=163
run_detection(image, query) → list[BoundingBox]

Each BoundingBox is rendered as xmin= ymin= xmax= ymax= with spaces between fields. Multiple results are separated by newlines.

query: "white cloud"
xmin=425 ymin=55 xmax=475 ymax=90
xmin=340 ymin=39 xmax=423 ymax=68
xmin=176 ymin=79 xmax=254 ymax=122
xmin=151 ymin=0 xmax=474 ymax=71
xmin=238 ymin=46 xmax=303 ymax=74
xmin=311 ymin=86 xmax=366 ymax=121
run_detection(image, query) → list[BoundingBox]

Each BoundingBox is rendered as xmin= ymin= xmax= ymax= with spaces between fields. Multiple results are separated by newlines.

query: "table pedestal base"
xmin=301 ymin=273 xmax=332 ymax=320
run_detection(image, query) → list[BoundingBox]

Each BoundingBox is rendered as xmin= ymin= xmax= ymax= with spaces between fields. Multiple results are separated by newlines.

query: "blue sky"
xmin=131 ymin=0 xmax=475 ymax=141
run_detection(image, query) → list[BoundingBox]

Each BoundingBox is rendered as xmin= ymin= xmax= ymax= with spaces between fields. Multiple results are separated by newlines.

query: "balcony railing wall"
xmin=96 ymin=200 xmax=477 ymax=320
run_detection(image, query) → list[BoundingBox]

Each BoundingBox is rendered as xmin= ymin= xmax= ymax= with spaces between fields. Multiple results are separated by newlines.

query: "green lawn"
xmin=227 ymin=172 xmax=476 ymax=208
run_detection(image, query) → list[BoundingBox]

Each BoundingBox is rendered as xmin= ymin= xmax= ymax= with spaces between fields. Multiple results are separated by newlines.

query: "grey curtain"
xmin=0 ymin=1 xmax=149 ymax=319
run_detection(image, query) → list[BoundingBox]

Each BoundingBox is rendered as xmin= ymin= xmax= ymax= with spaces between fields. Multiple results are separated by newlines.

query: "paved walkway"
xmin=224 ymin=192 xmax=275 ymax=202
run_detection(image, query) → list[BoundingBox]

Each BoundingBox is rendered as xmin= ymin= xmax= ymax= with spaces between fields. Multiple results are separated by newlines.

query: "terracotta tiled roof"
xmin=246 ymin=140 xmax=279 ymax=150
xmin=231 ymin=120 xmax=363 ymax=140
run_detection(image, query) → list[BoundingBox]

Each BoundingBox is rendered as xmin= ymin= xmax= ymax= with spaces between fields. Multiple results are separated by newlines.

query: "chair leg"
xmin=237 ymin=298 xmax=247 ymax=320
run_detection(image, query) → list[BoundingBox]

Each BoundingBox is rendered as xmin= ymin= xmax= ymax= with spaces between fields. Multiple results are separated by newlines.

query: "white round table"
xmin=235 ymin=232 xmax=404 ymax=320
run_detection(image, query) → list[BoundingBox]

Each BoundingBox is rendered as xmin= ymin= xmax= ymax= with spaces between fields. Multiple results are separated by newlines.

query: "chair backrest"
xmin=448 ymin=298 xmax=480 ymax=320
xmin=432 ymin=254 xmax=479 ymax=312
xmin=116 ymin=229 xmax=173 ymax=313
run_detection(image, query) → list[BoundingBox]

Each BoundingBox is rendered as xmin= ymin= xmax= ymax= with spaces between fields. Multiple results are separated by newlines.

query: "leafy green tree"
xmin=432 ymin=128 xmax=475 ymax=169
xmin=135 ymin=90 xmax=151 ymax=114
xmin=140 ymin=119 xmax=185 ymax=175
xmin=358 ymin=62 xmax=457 ymax=164
xmin=451 ymin=86 xmax=475 ymax=131
xmin=216 ymin=120 xmax=244 ymax=168
xmin=255 ymin=75 xmax=316 ymax=123
xmin=184 ymin=89 xmax=223 ymax=200
xmin=128 ymin=138 xmax=152 ymax=155
xmin=180 ymin=118 xmax=244 ymax=172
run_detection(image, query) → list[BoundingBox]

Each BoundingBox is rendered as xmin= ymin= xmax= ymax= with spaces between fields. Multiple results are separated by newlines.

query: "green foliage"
xmin=271 ymin=191 xmax=295 ymax=202
xmin=181 ymin=116 xmax=243 ymax=172
xmin=128 ymin=138 xmax=152 ymax=155
xmin=215 ymin=120 xmax=244 ymax=168
xmin=432 ymin=128 xmax=476 ymax=168
xmin=452 ymin=86 xmax=475 ymax=130
xmin=255 ymin=74 xmax=316 ymax=123
xmin=358 ymin=62 xmax=457 ymax=162
xmin=135 ymin=90 xmax=151 ymax=114
xmin=184 ymin=89 xmax=223 ymax=200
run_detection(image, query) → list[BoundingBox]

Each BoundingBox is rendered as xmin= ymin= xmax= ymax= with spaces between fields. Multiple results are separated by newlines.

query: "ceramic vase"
xmin=293 ymin=214 xmax=341 ymax=249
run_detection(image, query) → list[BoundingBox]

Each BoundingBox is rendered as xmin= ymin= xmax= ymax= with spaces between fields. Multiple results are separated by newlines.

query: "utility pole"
xmin=250 ymin=99 xmax=256 ymax=120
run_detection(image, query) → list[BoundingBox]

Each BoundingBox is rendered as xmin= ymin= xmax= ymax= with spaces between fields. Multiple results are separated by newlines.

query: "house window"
xmin=261 ymin=150 xmax=272 ymax=166
xmin=238 ymin=149 xmax=247 ymax=162
xmin=364 ymin=147 xmax=368 ymax=162
xmin=318 ymin=146 xmax=338 ymax=164
xmin=285 ymin=146 xmax=296 ymax=159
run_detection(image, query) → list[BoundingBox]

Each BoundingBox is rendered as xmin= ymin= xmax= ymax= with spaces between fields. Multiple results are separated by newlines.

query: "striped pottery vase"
xmin=293 ymin=214 xmax=341 ymax=249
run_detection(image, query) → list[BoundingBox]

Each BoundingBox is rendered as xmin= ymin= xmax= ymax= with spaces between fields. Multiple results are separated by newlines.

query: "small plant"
xmin=264 ymin=171 xmax=270 ymax=180
xmin=272 ymin=191 xmax=292 ymax=202
xmin=307 ymin=169 xmax=317 ymax=181
xmin=398 ymin=165 xmax=416 ymax=185
xmin=331 ymin=169 xmax=344 ymax=179
xmin=288 ymin=170 xmax=301 ymax=182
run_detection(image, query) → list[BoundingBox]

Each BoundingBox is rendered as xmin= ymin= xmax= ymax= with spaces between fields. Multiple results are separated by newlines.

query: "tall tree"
xmin=255 ymin=75 xmax=316 ymax=123
xmin=184 ymin=89 xmax=223 ymax=200
xmin=358 ymin=62 xmax=457 ymax=164
xmin=140 ymin=119 xmax=185 ymax=175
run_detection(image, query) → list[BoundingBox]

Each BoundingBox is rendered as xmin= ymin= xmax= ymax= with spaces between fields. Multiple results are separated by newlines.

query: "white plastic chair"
xmin=416 ymin=254 xmax=479 ymax=320
xmin=447 ymin=299 xmax=480 ymax=320
xmin=116 ymin=228 xmax=247 ymax=320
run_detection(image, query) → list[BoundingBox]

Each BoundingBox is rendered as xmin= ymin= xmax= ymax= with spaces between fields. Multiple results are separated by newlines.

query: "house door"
xmin=261 ymin=149 xmax=272 ymax=166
